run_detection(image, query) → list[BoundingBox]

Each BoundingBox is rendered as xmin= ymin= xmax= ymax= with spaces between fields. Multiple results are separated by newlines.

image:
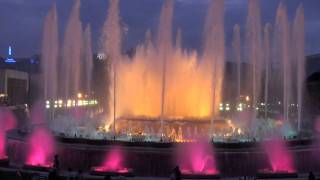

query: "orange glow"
xmin=115 ymin=45 xmax=220 ymax=120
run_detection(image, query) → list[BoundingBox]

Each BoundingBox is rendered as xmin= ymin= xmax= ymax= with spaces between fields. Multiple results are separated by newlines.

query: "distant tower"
xmin=5 ymin=46 xmax=16 ymax=63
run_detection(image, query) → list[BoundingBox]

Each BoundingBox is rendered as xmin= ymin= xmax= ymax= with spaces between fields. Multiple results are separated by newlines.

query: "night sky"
xmin=0 ymin=0 xmax=319 ymax=57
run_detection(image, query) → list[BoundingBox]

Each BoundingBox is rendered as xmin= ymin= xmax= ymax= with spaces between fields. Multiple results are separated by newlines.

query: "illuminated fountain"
xmin=0 ymin=108 xmax=16 ymax=166
xmin=102 ymin=0 xmax=225 ymax=141
xmin=24 ymin=104 xmax=56 ymax=170
xmin=38 ymin=0 xmax=307 ymax=143
xmin=176 ymin=141 xmax=219 ymax=178
xmin=41 ymin=3 xmax=58 ymax=100
xmin=257 ymin=137 xmax=297 ymax=178
xmin=91 ymin=147 xmax=133 ymax=176
xmin=3 ymin=0 xmax=315 ymax=177
xmin=24 ymin=127 xmax=56 ymax=170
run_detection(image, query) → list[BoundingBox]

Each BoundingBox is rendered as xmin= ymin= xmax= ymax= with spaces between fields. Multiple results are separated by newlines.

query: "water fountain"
xmin=84 ymin=25 xmax=94 ymax=94
xmin=258 ymin=138 xmax=297 ymax=178
xmin=37 ymin=0 xmax=307 ymax=143
xmin=91 ymin=147 xmax=133 ymax=177
xmin=176 ymin=141 xmax=219 ymax=178
xmin=4 ymin=0 xmax=314 ymax=177
xmin=41 ymin=3 xmax=58 ymax=100
xmin=232 ymin=24 xmax=241 ymax=104
xmin=24 ymin=127 xmax=56 ymax=171
xmin=0 ymin=108 xmax=16 ymax=166
xmin=24 ymin=104 xmax=56 ymax=171
xmin=62 ymin=0 xmax=83 ymax=98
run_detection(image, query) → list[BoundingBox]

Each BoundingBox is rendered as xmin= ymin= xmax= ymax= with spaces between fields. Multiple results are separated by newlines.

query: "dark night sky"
xmin=0 ymin=0 xmax=319 ymax=57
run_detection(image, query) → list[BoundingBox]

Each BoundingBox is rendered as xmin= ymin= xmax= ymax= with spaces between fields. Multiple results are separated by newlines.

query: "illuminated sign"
xmin=5 ymin=46 xmax=16 ymax=63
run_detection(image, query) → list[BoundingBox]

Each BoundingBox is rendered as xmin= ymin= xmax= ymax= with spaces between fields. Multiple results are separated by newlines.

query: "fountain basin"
xmin=181 ymin=173 xmax=220 ymax=179
xmin=23 ymin=163 xmax=52 ymax=172
xmin=6 ymin=129 xmax=320 ymax=177
xmin=0 ymin=157 xmax=9 ymax=167
xmin=256 ymin=170 xmax=298 ymax=179
xmin=90 ymin=167 xmax=134 ymax=177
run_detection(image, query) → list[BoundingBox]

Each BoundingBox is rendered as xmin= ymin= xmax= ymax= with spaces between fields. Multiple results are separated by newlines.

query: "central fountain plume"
xmin=101 ymin=0 xmax=225 ymax=138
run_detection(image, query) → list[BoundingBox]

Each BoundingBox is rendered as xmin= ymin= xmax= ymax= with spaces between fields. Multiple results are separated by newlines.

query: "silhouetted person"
xmin=48 ymin=169 xmax=57 ymax=180
xmin=104 ymin=175 xmax=111 ymax=180
xmin=75 ymin=170 xmax=84 ymax=180
xmin=15 ymin=170 xmax=23 ymax=180
xmin=53 ymin=154 xmax=60 ymax=170
xmin=31 ymin=173 xmax=38 ymax=180
xmin=170 ymin=166 xmax=181 ymax=180
xmin=67 ymin=168 xmax=74 ymax=180
xmin=309 ymin=172 xmax=316 ymax=180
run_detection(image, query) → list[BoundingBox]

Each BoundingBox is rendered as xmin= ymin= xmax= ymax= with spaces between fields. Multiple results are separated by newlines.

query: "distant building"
xmin=0 ymin=46 xmax=40 ymax=105
xmin=0 ymin=69 xmax=29 ymax=105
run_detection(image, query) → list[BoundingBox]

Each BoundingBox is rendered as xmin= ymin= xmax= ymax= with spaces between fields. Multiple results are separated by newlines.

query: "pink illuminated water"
xmin=177 ymin=141 xmax=218 ymax=175
xmin=0 ymin=108 xmax=16 ymax=159
xmin=26 ymin=128 xmax=55 ymax=167
xmin=93 ymin=147 xmax=129 ymax=173
xmin=262 ymin=138 xmax=295 ymax=173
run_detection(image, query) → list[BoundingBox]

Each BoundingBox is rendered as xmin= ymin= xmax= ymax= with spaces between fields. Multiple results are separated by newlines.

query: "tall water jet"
xmin=246 ymin=0 xmax=263 ymax=122
xmin=26 ymin=127 xmax=55 ymax=167
xmin=232 ymin=24 xmax=241 ymax=100
xmin=263 ymin=24 xmax=271 ymax=120
xmin=292 ymin=5 xmax=305 ymax=132
xmin=203 ymin=0 xmax=225 ymax=132
xmin=175 ymin=29 xmax=182 ymax=51
xmin=275 ymin=3 xmax=291 ymax=123
xmin=41 ymin=3 xmax=59 ymax=100
xmin=84 ymin=25 xmax=94 ymax=94
xmin=262 ymin=138 xmax=295 ymax=173
xmin=0 ymin=108 xmax=16 ymax=159
xmin=176 ymin=141 xmax=218 ymax=175
xmin=158 ymin=0 xmax=173 ymax=134
xmin=101 ymin=0 xmax=123 ymax=133
xmin=62 ymin=0 xmax=83 ymax=98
